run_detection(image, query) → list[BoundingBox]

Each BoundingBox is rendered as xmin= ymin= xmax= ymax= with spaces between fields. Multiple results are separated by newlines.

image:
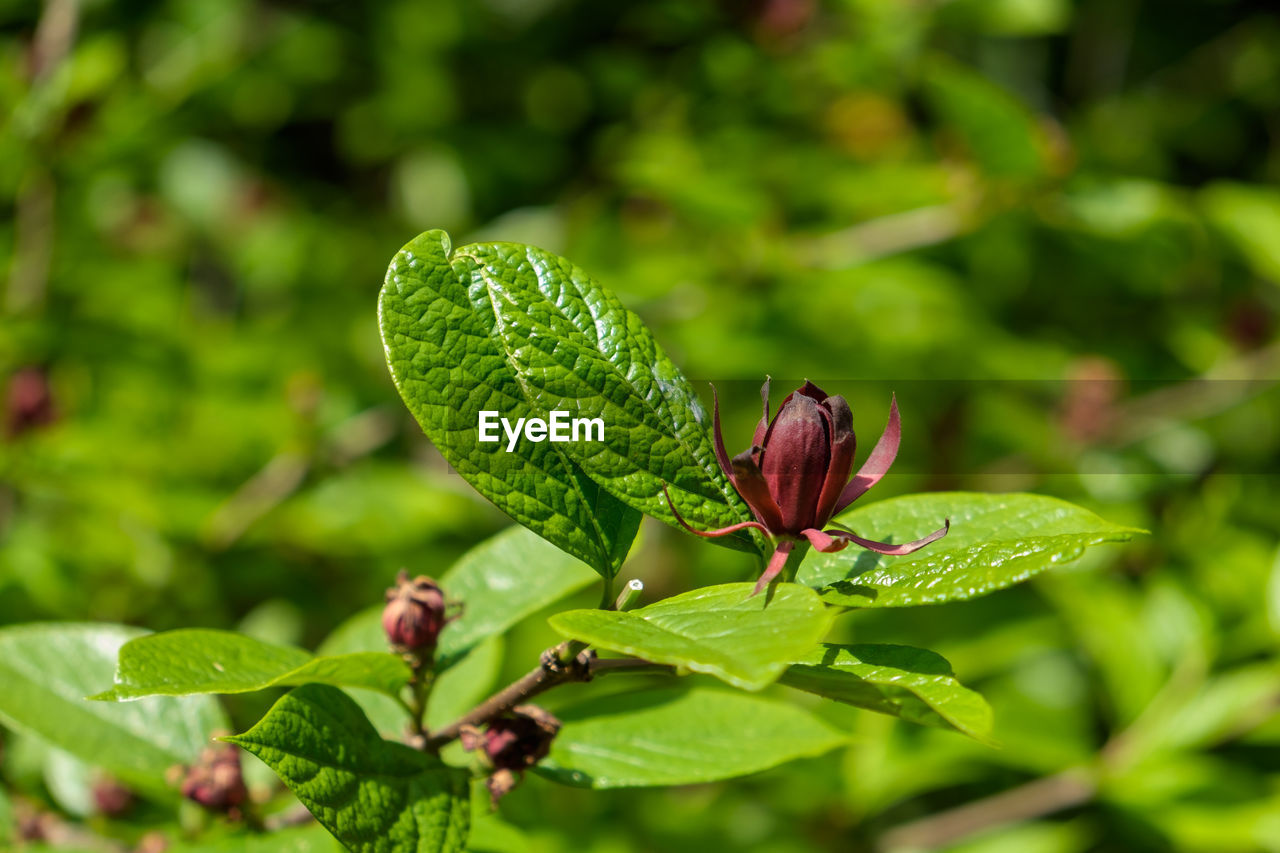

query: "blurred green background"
xmin=2 ymin=0 xmax=1279 ymax=851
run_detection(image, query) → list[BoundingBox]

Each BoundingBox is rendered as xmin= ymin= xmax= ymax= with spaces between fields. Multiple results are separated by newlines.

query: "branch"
xmin=423 ymin=648 xmax=668 ymax=751
xmin=877 ymin=769 xmax=1096 ymax=852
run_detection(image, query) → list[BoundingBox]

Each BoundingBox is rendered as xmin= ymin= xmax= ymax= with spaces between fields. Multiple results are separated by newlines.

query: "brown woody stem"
xmin=423 ymin=647 xmax=668 ymax=752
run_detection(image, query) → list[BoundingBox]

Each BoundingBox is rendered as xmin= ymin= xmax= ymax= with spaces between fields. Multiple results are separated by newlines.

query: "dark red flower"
xmin=668 ymin=379 xmax=948 ymax=593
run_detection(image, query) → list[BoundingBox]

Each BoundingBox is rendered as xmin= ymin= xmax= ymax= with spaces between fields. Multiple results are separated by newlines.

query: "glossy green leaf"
xmin=447 ymin=238 xmax=757 ymax=547
xmin=781 ymin=644 xmax=995 ymax=743
xmin=379 ymin=230 xmax=761 ymax=572
xmin=548 ymin=583 xmax=834 ymax=690
xmin=379 ymin=229 xmax=641 ymax=576
xmin=798 ymin=493 xmax=1142 ymax=608
xmin=226 ymin=684 xmax=470 ymax=853
xmin=91 ymin=629 xmax=412 ymax=701
xmin=0 ymin=624 xmax=227 ymax=799
xmin=434 ymin=525 xmax=599 ymax=667
xmin=539 ymin=688 xmax=848 ymax=788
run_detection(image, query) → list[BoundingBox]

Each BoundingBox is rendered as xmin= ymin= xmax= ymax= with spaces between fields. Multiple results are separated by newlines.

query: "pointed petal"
xmin=795 ymin=380 xmax=829 ymax=401
xmin=663 ymin=486 xmax=770 ymax=539
xmin=753 ymin=540 xmax=795 ymax=596
xmin=800 ymin=528 xmax=849 ymax=553
xmin=752 ymin=376 xmax=772 ymax=447
xmin=731 ymin=449 xmax=785 ymax=532
xmin=813 ymin=394 xmax=855 ymax=527
xmin=834 ymin=394 xmax=900 ymax=515
xmin=710 ymin=384 xmax=735 ymax=484
xmin=828 ymin=519 xmax=949 ymax=556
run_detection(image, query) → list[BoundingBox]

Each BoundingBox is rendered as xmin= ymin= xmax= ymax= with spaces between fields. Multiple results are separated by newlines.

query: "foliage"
xmin=2 ymin=1 xmax=1278 ymax=851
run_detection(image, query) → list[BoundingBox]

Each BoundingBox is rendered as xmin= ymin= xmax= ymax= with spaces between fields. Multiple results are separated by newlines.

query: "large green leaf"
xmin=538 ymin=687 xmax=848 ymax=788
xmin=448 ymin=238 xmax=757 ymax=545
xmin=226 ymin=684 xmax=470 ymax=853
xmin=379 ymin=229 xmax=640 ymax=576
xmin=548 ymin=583 xmax=834 ymax=691
xmin=433 ymin=525 xmax=599 ymax=667
xmin=780 ymin=644 xmax=995 ymax=743
xmin=91 ymin=629 xmax=412 ymax=701
xmin=379 ymin=230 xmax=759 ymax=572
xmin=0 ymin=624 xmax=227 ymax=799
xmin=798 ymin=493 xmax=1142 ymax=608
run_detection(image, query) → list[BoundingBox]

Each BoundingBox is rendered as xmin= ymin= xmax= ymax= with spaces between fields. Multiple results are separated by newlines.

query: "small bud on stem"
xmin=383 ymin=570 xmax=447 ymax=656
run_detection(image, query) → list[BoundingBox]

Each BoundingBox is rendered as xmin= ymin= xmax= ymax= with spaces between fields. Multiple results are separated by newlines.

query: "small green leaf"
xmin=434 ymin=525 xmax=599 ymax=667
xmin=781 ymin=644 xmax=995 ymax=743
xmin=548 ymin=583 xmax=834 ymax=691
xmin=379 ymin=229 xmax=641 ymax=576
xmin=226 ymin=684 xmax=470 ymax=853
xmin=91 ymin=630 xmax=412 ymax=701
xmin=799 ymin=492 xmax=1142 ymax=608
xmin=0 ymin=624 xmax=227 ymax=799
xmin=539 ymin=687 xmax=848 ymax=788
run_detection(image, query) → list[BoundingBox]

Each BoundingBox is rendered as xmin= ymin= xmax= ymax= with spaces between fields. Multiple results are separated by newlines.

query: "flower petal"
xmin=801 ymin=528 xmax=849 ymax=553
xmin=710 ymin=384 xmax=735 ymax=484
xmin=834 ymin=394 xmax=900 ymax=515
xmin=827 ymin=519 xmax=950 ymax=556
xmin=663 ymin=485 xmax=770 ymax=539
xmin=795 ymin=380 xmax=829 ymax=401
xmin=731 ymin=449 xmax=786 ymax=533
xmin=753 ymin=539 xmax=796 ymax=596
xmin=813 ymin=394 xmax=856 ymax=528
xmin=752 ymin=376 xmax=772 ymax=447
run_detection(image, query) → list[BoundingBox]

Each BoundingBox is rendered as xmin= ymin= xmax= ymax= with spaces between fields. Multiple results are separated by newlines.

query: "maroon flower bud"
xmin=179 ymin=744 xmax=248 ymax=815
xmin=92 ymin=775 xmax=135 ymax=817
xmin=5 ymin=366 xmax=57 ymax=439
xmin=383 ymin=570 xmax=447 ymax=654
xmin=460 ymin=704 xmax=561 ymax=805
xmin=667 ymin=379 xmax=948 ymax=593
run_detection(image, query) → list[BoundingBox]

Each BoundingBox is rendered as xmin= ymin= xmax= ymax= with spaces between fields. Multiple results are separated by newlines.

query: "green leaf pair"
xmin=378 ymin=229 xmax=760 ymax=577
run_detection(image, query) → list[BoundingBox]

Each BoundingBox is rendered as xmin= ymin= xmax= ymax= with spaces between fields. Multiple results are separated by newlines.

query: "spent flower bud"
xmin=92 ymin=775 xmax=135 ymax=817
xmin=179 ymin=743 xmax=248 ymax=815
xmin=460 ymin=704 xmax=561 ymax=805
xmin=383 ymin=570 xmax=447 ymax=654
